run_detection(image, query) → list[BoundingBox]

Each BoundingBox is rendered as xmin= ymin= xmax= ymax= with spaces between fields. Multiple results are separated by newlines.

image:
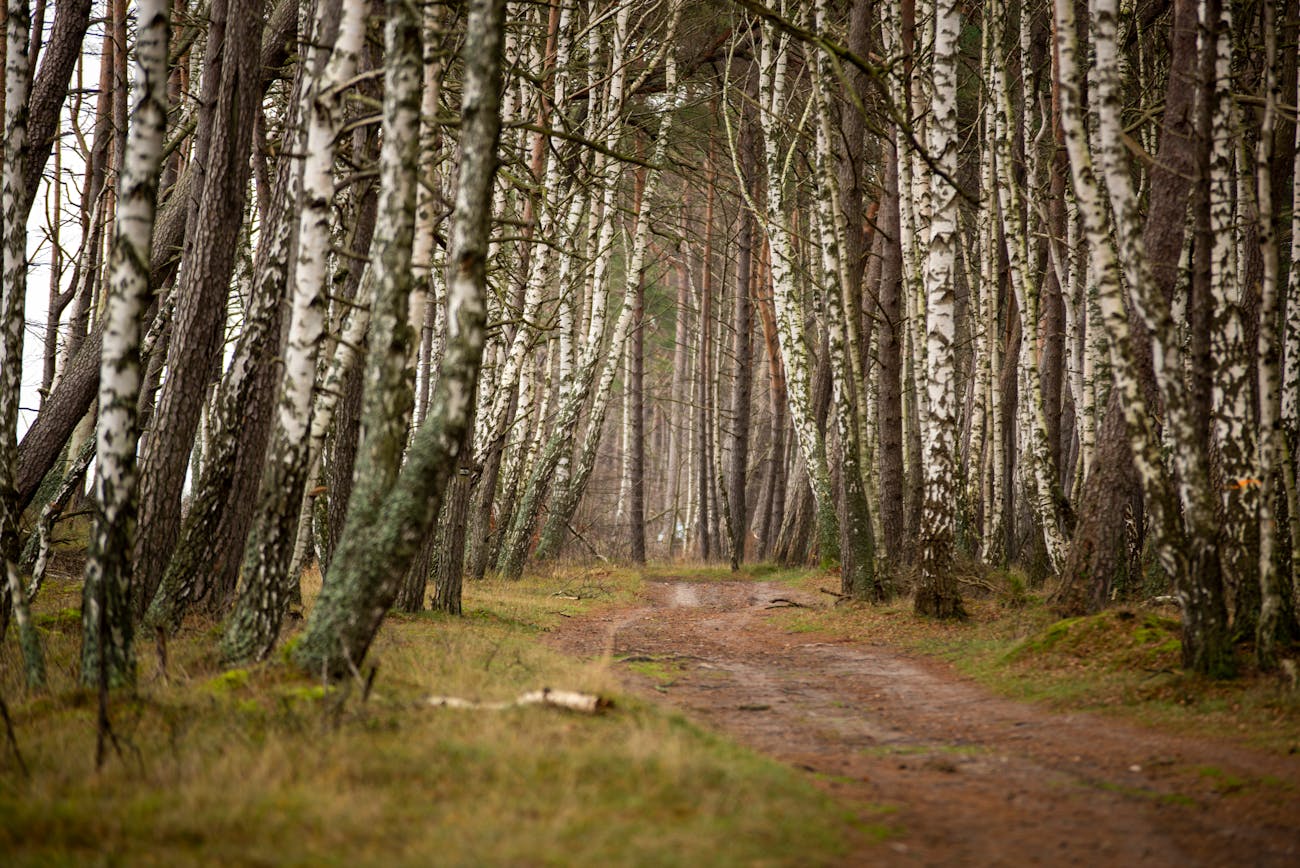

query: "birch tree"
xmin=753 ymin=5 xmax=840 ymax=566
xmin=222 ymin=0 xmax=368 ymax=664
xmin=78 ymin=0 xmax=172 ymax=687
xmin=533 ymin=3 xmax=682 ymax=562
xmin=912 ymin=0 xmax=964 ymax=619
xmin=294 ymin=0 xmax=504 ymax=677
xmin=1 ymin=0 xmax=42 ymax=685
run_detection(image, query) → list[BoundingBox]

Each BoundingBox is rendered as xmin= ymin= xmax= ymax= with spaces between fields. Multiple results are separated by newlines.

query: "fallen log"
xmin=424 ymin=687 xmax=612 ymax=714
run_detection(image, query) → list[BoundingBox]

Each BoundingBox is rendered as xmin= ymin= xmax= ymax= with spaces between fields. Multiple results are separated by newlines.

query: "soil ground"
xmin=549 ymin=576 xmax=1300 ymax=866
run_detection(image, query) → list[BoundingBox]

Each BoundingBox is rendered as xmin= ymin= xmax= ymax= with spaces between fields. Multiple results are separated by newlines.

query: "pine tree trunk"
xmin=144 ymin=69 xmax=307 ymax=631
xmin=431 ymin=428 xmax=476 ymax=615
xmin=12 ymin=7 xmax=295 ymax=516
xmin=697 ymin=199 xmax=714 ymax=561
xmin=877 ymin=144 xmax=908 ymax=569
xmin=133 ymin=0 xmax=266 ymax=615
xmin=629 ymin=271 xmax=647 ymax=565
xmin=726 ymin=226 xmax=753 ymax=569
xmin=666 ymin=262 xmax=691 ymax=558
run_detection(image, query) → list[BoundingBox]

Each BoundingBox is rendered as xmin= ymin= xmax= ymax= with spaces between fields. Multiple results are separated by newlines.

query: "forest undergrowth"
xmin=0 ymin=565 xmax=860 ymax=867
xmin=3 ymin=561 xmax=1299 ymax=865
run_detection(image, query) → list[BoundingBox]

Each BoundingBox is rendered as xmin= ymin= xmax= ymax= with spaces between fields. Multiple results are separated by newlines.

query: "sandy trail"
xmin=549 ymin=577 xmax=1300 ymax=866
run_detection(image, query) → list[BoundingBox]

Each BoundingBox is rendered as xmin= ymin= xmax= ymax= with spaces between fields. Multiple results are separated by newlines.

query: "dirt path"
xmin=549 ymin=577 xmax=1300 ymax=866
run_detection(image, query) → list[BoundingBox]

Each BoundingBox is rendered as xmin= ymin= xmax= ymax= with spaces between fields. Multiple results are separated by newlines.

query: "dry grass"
xmin=1 ymin=566 xmax=858 ymax=866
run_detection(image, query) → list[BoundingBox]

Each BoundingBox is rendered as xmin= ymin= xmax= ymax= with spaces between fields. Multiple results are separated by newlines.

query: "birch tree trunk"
xmin=496 ymin=4 xmax=628 ymax=578
xmin=78 ymin=0 xmax=169 ymax=686
xmin=990 ymin=6 xmax=1068 ymax=573
xmin=1205 ymin=0 xmax=1255 ymax=626
xmin=1252 ymin=0 xmax=1284 ymax=667
xmin=912 ymin=0 xmax=964 ymax=619
xmin=293 ymin=0 xmax=503 ymax=678
xmin=222 ymin=0 xmax=367 ymax=663
xmin=1094 ymin=0 xmax=1230 ymax=674
xmin=1 ymin=0 xmax=43 ymax=685
xmin=755 ymin=7 xmax=839 ymax=565
xmin=514 ymin=2 xmax=681 ymax=572
xmin=810 ymin=0 xmax=876 ymax=597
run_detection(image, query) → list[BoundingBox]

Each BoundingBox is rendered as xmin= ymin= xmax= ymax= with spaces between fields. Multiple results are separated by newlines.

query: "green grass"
xmin=623 ymin=658 xmax=682 ymax=686
xmin=1 ymin=566 xmax=861 ymax=867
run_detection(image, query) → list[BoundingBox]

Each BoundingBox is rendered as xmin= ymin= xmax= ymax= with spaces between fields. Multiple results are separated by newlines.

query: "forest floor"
xmin=548 ymin=569 xmax=1300 ymax=866
xmin=3 ymin=561 xmax=1300 ymax=865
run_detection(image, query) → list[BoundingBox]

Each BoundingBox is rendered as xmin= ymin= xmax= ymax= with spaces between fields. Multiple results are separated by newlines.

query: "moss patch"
xmin=1008 ymin=611 xmax=1183 ymax=672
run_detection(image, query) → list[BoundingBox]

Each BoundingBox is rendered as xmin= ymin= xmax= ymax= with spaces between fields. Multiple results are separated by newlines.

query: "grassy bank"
xmin=1 ymin=566 xmax=861 ymax=867
xmin=769 ymin=568 xmax=1300 ymax=754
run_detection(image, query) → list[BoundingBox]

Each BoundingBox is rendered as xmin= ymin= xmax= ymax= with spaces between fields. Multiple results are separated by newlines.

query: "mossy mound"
xmin=1008 ymin=610 xmax=1182 ymax=672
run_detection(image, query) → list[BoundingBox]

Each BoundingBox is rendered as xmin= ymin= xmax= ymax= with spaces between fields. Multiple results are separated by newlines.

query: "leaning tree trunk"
xmin=143 ymin=49 xmax=307 ymax=632
xmin=1 ymin=0 xmax=44 ymax=686
xmin=756 ymin=8 xmax=839 ymax=565
xmin=293 ymin=0 xmax=504 ymax=678
xmin=1053 ymin=0 xmax=1194 ymax=618
xmin=221 ymin=0 xmax=366 ymax=664
xmin=497 ymin=7 xmax=631 ymax=579
xmin=11 ymin=3 xmax=295 ymax=518
xmin=132 ymin=0 xmax=266 ymax=615
xmin=527 ymin=3 xmax=682 ymax=569
xmin=1091 ymin=0 xmax=1230 ymax=674
xmin=78 ymin=0 xmax=170 ymax=688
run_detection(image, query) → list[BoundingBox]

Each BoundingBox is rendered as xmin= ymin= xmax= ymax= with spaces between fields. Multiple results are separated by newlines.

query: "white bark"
xmin=79 ymin=0 xmax=171 ymax=687
xmin=990 ymin=4 xmax=1068 ymax=572
xmin=914 ymin=0 xmax=963 ymax=616
xmin=755 ymin=5 xmax=838 ymax=561
xmin=536 ymin=7 xmax=682 ymax=557
xmin=1204 ymin=0 xmax=1255 ymax=618
xmin=222 ymin=0 xmax=370 ymax=664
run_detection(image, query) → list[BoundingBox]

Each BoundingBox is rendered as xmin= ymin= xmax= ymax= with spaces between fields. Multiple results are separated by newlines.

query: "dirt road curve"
xmin=549 ymin=578 xmax=1300 ymax=867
